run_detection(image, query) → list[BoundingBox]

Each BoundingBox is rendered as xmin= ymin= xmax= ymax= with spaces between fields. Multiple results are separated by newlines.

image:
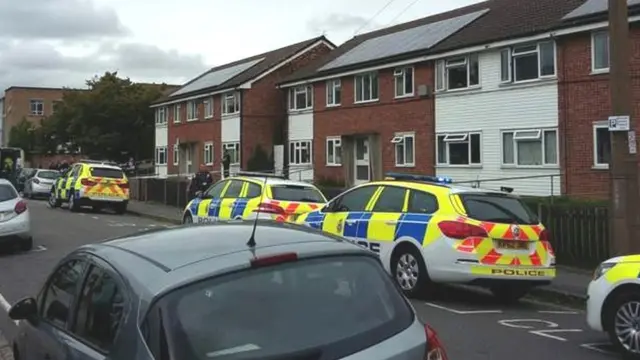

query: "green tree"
xmin=8 ymin=118 xmax=36 ymax=152
xmin=247 ymin=144 xmax=273 ymax=172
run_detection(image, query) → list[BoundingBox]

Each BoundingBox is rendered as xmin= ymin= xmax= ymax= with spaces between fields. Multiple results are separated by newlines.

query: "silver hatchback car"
xmin=8 ymin=221 xmax=448 ymax=360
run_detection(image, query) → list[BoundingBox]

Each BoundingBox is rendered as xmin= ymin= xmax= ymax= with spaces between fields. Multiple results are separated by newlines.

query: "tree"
xmin=247 ymin=145 xmax=273 ymax=172
xmin=8 ymin=118 xmax=36 ymax=152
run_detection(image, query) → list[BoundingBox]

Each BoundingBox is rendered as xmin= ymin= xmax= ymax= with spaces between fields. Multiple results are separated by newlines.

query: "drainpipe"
xmin=238 ymin=89 xmax=243 ymax=170
xmin=560 ymin=38 xmax=569 ymax=195
xmin=282 ymin=90 xmax=289 ymax=178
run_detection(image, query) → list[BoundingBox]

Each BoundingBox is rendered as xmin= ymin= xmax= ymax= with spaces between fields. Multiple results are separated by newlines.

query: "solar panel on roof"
xmin=318 ymin=9 xmax=489 ymax=71
xmin=563 ymin=0 xmax=640 ymax=20
xmin=170 ymin=58 xmax=264 ymax=97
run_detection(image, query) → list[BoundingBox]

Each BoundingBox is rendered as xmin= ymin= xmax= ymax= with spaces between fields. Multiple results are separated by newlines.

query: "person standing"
xmin=189 ymin=164 xmax=213 ymax=198
xmin=222 ymin=149 xmax=231 ymax=179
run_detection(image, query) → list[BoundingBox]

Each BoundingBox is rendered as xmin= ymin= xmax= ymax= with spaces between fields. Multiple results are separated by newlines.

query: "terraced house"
xmin=151 ymin=36 xmax=334 ymax=177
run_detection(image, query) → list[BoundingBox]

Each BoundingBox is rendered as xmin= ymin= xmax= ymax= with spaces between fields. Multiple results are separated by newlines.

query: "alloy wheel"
xmin=396 ymin=253 xmax=419 ymax=290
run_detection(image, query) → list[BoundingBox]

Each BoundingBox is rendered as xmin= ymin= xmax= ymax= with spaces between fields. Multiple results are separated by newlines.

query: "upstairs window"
xmin=30 ymin=99 xmax=44 ymax=116
xmin=500 ymin=41 xmax=555 ymax=83
xmin=501 ymin=128 xmax=557 ymax=166
xmin=203 ymin=97 xmax=213 ymax=119
xmin=174 ymin=104 xmax=181 ymax=123
xmin=436 ymin=132 xmax=481 ymax=166
xmin=354 ymin=72 xmax=379 ymax=103
xmin=592 ymin=31 xmax=610 ymax=72
xmin=222 ymin=92 xmax=240 ymax=115
xmin=436 ymin=54 xmax=479 ymax=91
xmin=289 ymin=85 xmax=313 ymax=111
xmin=155 ymin=107 xmax=167 ymax=125
xmin=394 ymin=67 xmax=414 ymax=97
xmin=326 ymin=79 xmax=341 ymax=106
xmin=187 ymin=101 xmax=198 ymax=121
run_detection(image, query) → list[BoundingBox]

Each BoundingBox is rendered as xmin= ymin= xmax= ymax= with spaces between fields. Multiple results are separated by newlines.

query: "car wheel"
xmin=605 ymin=290 xmax=640 ymax=358
xmin=391 ymin=244 xmax=429 ymax=298
xmin=48 ymin=190 xmax=60 ymax=208
xmin=183 ymin=213 xmax=193 ymax=224
xmin=68 ymin=192 xmax=79 ymax=212
xmin=490 ymin=285 xmax=530 ymax=304
xmin=114 ymin=203 xmax=127 ymax=215
xmin=20 ymin=237 xmax=33 ymax=252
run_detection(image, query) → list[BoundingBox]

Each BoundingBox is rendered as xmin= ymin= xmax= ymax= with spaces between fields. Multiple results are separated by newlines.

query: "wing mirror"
xmin=8 ymin=297 xmax=38 ymax=322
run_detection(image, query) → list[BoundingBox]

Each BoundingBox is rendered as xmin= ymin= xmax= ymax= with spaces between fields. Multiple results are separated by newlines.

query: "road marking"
xmin=30 ymin=245 xmax=46 ymax=253
xmin=537 ymin=310 xmax=579 ymax=314
xmin=0 ymin=293 xmax=18 ymax=326
xmin=91 ymin=216 xmax=99 ymax=220
xmin=77 ymin=213 xmax=86 ymax=216
xmin=580 ymin=343 xmax=617 ymax=354
xmin=498 ymin=319 xmax=558 ymax=329
xmin=424 ymin=302 xmax=502 ymax=314
xmin=529 ymin=329 xmax=583 ymax=341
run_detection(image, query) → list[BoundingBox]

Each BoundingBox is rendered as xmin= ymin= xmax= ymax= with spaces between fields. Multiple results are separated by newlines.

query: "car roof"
xmin=363 ymin=180 xmax=513 ymax=197
xmin=0 ymin=178 xmax=14 ymax=186
xmin=79 ymin=163 xmax=122 ymax=170
xmin=234 ymin=176 xmax=316 ymax=187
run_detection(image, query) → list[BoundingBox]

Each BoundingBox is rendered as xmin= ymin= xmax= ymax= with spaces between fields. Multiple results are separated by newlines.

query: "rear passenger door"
xmin=241 ymin=181 xmax=263 ymax=216
xmin=321 ymin=185 xmax=378 ymax=241
xmin=367 ymin=186 xmax=409 ymax=256
xmin=218 ymin=180 xmax=245 ymax=220
xmin=402 ymin=190 xmax=439 ymax=247
xmin=192 ymin=180 xmax=229 ymax=221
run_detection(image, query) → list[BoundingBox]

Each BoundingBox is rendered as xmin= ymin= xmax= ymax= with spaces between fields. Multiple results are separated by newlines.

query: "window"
xmin=41 ymin=260 xmax=86 ymax=328
xmin=155 ymin=107 xmax=167 ymax=125
xmin=89 ymin=167 xmax=124 ymax=178
xmin=326 ymin=137 xmax=342 ymax=166
xmin=289 ymin=140 xmax=312 ymax=165
xmin=435 ymin=54 xmax=479 ymax=91
xmin=436 ymin=132 xmax=481 ymax=166
xmin=270 ymin=185 xmax=326 ymax=203
xmin=459 ymin=193 xmax=538 ymax=225
xmin=354 ymin=72 xmax=379 ymax=103
xmin=593 ymin=124 xmax=611 ymax=167
xmin=155 ymin=146 xmax=167 ymax=165
xmin=173 ymin=144 xmax=179 ymax=165
xmin=174 ymin=104 xmax=181 ymax=123
xmin=501 ymin=41 xmax=555 ymax=82
xmin=407 ymin=190 xmax=438 ymax=214
xmin=501 ymin=129 xmax=557 ymax=166
xmin=222 ymin=92 xmax=240 ymax=115
xmin=394 ymin=67 xmax=414 ymax=97
xmin=203 ymin=97 xmax=213 ymax=119
xmin=187 ymin=101 xmax=198 ymax=121
xmin=592 ymin=31 xmax=610 ymax=72
xmin=204 ymin=142 xmax=213 ymax=165
xmin=330 ymin=186 xmax=377 ymax=212
xmin=30 ymin=99 xmax=44 ymax=116
xmin=222 ymin=180 xmax=243 ymax=198
xmin=246 ymin=183 xmax=262 ymax=198
xmin=222 ymin=142 xmax=240 ymax=165
xmin=52 ymin=100 xmax=62 ymax=113
xmin=326 ymin=79 xmax=341 ymax=106
xmin=372 ymin=186 xmax=406 ymax=212
xmin=288 ymin=85 xmax=313 ymax=111
xmin=204 ymin=180 xmax=227 ymax=198
xmin=392 ymin=132 xmax=415 ymax=167
xmin=0 ymin=184 xmax=17 ymax=201
xmin=72 ymin=265 xmax=125 ymax=350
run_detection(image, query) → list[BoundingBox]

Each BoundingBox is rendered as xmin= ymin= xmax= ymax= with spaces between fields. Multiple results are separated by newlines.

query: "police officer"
xmin=189 ymin=164 xmax=213 ymax=198
xmin=3 ymin=156 xmax=14 ymax=173
xmin=222 ymin=149 xmax=231 ymax=178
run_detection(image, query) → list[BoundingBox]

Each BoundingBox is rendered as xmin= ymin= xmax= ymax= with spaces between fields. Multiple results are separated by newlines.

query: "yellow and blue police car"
xmin=296 ymin=172 xmax=556 ymax=302
xmin=182 ymin=173 xmax=327 ymax=224
xmin=587 ymin=255 xmax=640 ymax=357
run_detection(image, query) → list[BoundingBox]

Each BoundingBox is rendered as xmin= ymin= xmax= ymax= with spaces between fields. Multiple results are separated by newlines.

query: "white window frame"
xmin=289 ymin=140 xmax=312 ymax=165
xmin=500 ymin=128 xmax=558 ymax=167
xmin=204 ymin=142 xmax=214 ymax=165
xmin=30 ymin=99 xmax=44 ymax=116
xmin=186 ymin=101 xmax=198 ymax=121
xmin=591 ymin=31 xmax=610 ymax=73
xmin=326 ymin=137 xmax=342 ymax=166
xmin=155 ymin=146 xmax=167 ymax=165
xmin=435 ymin=54 xmax=480 ymax=91
xmin=354 ymin=72 xmax=379 ymax=103
xmin=222 ymin=142 xmax=241 ymax=165
xmin=173 ymin=144 xmax=179 ymax=165
xmin=394 ymin=67 xmax=414 ymax=98
xmin=203 ymin=97 xmax=213 ymax=119
xmin=155 ymin=106 xmax=167 ymax=126
xmin=222 ymin=92 xmax=240 ymax=115
xmin=593 ymin=122 xmax=610 ymax=168
xmin=173 ymin=104 xmax=181 ymax=123
xmin=288 ymin=85 xmax=313 ymax=111
xmin=326 ymin=79 xmax=341 ymax=107
xmin=436 ymin=132 xmax=482 ymax=166
xmin=392 ymin=132 xmax=415 ymax=167
xmin=501 ymin=41 xmax=556 ymax=83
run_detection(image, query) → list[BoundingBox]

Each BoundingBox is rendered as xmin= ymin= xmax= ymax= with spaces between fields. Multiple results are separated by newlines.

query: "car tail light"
xmin=425 ymin=324 xmax=448 ymax=360
xmin=437 ymin=220 xmax=488 ymax=239
xmin=250 ymin=252 xmax=297 ymax=268
xmin=118 ymin=183 xmax=129 ymax=189
xmin=33 ymin=178 xmax=40 ymax=184
xmin=539 ymin=229 xmax=549 ymax=241
xmin=253 ymin=202 xmax=285 ymax=215
xmin=14 ymin=200 xmax=27 ymax=215
xmin=81 ymin=179 xmax=96 ymax=186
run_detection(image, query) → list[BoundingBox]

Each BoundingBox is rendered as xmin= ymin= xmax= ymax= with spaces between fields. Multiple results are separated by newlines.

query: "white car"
xmin=0 ymin=179 xmax=32 ymax=251
xmin=23 ymin=169 xmax=60 ymax=199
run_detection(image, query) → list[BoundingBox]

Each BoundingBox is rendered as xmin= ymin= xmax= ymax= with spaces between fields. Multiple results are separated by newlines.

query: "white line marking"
xmin=30 ymin=245 xmax=46 ymax=252
xmin=424 ymin=302 xmax=502 ymax=314
xmin=580 ymin=343 xmax=616 ymax=354
xmin=91 ymin=216 xmax=99 ymax=220
xmin=0 ymin=292 xmax=19 ymax=326
xmin=498 ymin=319 xmax=558 ymax=329
xmin=77 ymin=213 xmax=86 ymax=216
xmin=529 ymin=329 xmax=583 ymax=341
xmin=538 ymin=310 xmax=579 ymax=314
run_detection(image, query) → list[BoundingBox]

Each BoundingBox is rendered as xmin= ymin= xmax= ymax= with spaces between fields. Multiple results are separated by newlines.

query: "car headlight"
xmin=593 ymin=262 xmax=616 ymax=280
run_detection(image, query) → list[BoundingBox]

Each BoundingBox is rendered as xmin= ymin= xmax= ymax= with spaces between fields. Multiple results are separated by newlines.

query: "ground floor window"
xmin=204 ymin=142 xmax=214 ymax=165
xmin=326 ymin=137 xmax=342 ymax=166
xmin=502 ymin=128 xmax=557 ymax=166
xmin=173 ymin=144 xmax=179 ymax=165
xmin=155 ymin=146 xmax=167 ymax=165
xmin=436 ymin=132 xmax=481 ymax=165
xmin=222 ymin=142 xmax=240 ymax=165
xmin=392 ymin=132 xmax=415 ymax=167
xmin=593 ymin=123 xmax=610 ymax=167
xmin=290 ymin=140 xmax=312 ymax=165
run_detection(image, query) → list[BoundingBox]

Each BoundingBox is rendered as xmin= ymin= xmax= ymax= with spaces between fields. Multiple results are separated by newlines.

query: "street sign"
xmin=609 ymin=115 xmax=630 ymax=131
xmin=629 ymin=131 xmax=637 ymax=154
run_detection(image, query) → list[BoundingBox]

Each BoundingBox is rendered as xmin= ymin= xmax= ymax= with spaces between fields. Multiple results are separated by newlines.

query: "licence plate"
xmin=495 ymin=240 xmax=529 ymax=250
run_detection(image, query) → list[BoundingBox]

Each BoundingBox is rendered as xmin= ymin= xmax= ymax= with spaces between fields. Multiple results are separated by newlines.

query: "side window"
xmin=407 ymin=190 xmax=438 ymax=214
xmin=70 ymin=165 xmax=81 ymax=178
xmin=41 ymin=259 xmax=87 ymax=328
xmin=204 ymin=181 xmax=227 ymax=199
xmin=372 ymin=186 xmax=406 ymax=212
xmin=245 ymin=183 xmax=262 ymax=198
xmin=72 ymin=265 xmax=126 ymax=351
xmin=333 ymin=186 xmax=377 ymax=212
xmin=222 ymin=180 xmax=244 ymax=198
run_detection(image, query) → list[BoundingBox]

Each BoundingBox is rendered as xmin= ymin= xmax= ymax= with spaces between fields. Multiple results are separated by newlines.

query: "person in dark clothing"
xmin=189 ymin=164 xmax=213 ymax=198
xmin=222 ymin=150 xmax=231 ymax=178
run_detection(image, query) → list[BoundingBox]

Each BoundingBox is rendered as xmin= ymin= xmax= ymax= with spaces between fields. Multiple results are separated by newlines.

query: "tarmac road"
xmin=0 ymin=199 xmax=620 ymax=360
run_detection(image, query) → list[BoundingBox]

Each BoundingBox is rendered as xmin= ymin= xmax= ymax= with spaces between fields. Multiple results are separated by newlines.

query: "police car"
xmin=296 ymin=173 xmax=556 ymax=302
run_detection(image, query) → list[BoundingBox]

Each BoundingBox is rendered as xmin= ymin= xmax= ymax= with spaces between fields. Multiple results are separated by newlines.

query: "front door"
xmin=354 ymin=137 xmax=370 ymax=185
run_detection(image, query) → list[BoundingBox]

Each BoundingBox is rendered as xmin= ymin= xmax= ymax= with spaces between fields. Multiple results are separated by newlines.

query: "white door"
xmin=186 ymin=145 xmax=193 ymax=174
xmin=354 ymin=137 xmax=370 ymax=185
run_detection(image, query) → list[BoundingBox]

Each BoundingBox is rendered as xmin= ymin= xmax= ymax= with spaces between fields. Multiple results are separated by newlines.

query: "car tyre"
xmin=183 ymin=213 xmax=193 ymax=224
xmin=114 ymin=203 xmax=127 ymax=215
xmin=48 ymin=190 xmax=61 ymax=208
xmin=20 ymin=237 xmax=33 ymax=252
xmin=391 ymin=244 xmax=430 ymax=298
xmin=489 ymin=285 xmax=530 ymax=304
xmin=604 ymin=290 xmax=640 ymax=359
xmin=68 ymin=192 xmax=79 ymax=212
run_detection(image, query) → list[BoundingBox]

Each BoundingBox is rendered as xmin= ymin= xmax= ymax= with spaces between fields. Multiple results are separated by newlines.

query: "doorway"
xmin=354 ymin=137 xmax=370 ymax=185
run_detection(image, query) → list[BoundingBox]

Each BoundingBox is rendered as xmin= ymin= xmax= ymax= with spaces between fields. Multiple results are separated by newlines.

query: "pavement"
xmin=0 ymin=199 xmax=613 ymax=360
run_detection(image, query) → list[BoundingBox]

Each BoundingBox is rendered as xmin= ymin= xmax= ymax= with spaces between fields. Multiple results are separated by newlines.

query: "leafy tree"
xmin=8 ymin=118 xmax=36 ymax=152
xmin=247 ymin=144 xmax=273 ymax=172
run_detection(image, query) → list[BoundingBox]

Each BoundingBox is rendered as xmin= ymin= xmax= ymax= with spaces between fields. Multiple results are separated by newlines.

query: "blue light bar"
xmin=384 ymin=172 xmax=453 ymax=184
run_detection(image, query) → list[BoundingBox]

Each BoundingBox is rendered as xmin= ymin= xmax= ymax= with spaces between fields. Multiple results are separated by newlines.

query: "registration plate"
xmin=495 ymin=240 xmax=529 ymax=250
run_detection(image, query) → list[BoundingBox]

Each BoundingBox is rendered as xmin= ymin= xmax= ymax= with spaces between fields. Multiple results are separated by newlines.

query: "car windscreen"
xmin=89 ymin=167 xmax=124 ymax=179
xmin=36 ymin=170 xmax=60 ymax=180
xmin=0 ymin=184 xmax=18 ymax=201
xmin=270 ymin=185 xmax=326 ymax=203
xmin=148 ymin=255 xmax=413 ymax=360
xmin=459 ymin=193 xmax=539 ymax=225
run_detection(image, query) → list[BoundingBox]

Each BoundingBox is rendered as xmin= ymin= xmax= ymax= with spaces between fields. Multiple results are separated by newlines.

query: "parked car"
xmin=0 ymin=178 xmax=31 ymax=251
xmin=16 ymin=168 xmax=36 ymax=193
xmin=8 ymin=221 xmax=447 ymax=360
xmin=23 ymin=169 xmax=61 ymax=199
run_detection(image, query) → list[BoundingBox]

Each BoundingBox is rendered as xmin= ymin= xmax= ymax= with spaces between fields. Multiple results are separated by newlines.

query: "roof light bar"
xmin=384 ymin=172 xmax=453 ymax=184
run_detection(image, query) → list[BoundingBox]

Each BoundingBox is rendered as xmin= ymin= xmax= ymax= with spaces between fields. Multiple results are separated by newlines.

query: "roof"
xmin=4 ymin=86 xmax=87 ymax=93
xmin=234 ymin=174 xmax=318 ymax=187
xmin=153 ymin=36 xmax=334 ymax=104
xmin=280 ymin=0 xmax=614 ymax=84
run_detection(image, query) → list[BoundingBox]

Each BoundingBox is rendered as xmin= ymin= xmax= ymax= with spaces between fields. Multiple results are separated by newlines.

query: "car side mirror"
xmin=8 ymin=297 xmax=38 ymax=322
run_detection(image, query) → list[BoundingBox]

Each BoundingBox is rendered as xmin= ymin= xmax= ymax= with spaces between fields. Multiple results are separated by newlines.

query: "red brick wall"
xmin=242 ymin=42 xmax=333 ymax=168
xmin=558 ymin=26 xmax=640 ymax=199
xmin=313 ymin=62 xmax=435 ymax=184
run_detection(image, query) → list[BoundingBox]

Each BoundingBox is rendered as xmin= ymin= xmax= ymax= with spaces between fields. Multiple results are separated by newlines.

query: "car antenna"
xmin=247 ymin=173 xmax=270 ymax=248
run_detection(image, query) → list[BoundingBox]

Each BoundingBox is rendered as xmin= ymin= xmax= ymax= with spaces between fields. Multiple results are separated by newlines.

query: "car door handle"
xmin=385 ymin=220 xmax=398 ymax=225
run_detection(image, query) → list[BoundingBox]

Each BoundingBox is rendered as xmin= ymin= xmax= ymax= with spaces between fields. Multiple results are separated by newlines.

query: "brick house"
xmin=150 ymin=36 xmax=335 ymax=177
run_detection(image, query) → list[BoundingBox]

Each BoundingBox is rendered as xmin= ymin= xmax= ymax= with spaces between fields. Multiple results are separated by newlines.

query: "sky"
xmin=0 ymin=0 xmax=482 ymax=95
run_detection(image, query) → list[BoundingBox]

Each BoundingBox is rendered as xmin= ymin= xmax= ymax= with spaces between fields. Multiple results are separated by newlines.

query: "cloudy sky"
xmin=0 ymin=0 xmax=481 ymax=94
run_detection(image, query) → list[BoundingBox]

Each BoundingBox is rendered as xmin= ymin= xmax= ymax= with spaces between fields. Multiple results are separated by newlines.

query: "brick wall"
xmin=3 ymin=87 xmax=67 ymax=145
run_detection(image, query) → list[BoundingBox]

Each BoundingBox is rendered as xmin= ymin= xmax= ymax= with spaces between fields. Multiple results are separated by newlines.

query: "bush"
xmin=246 ymin=145 xmax=272 ymax=172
